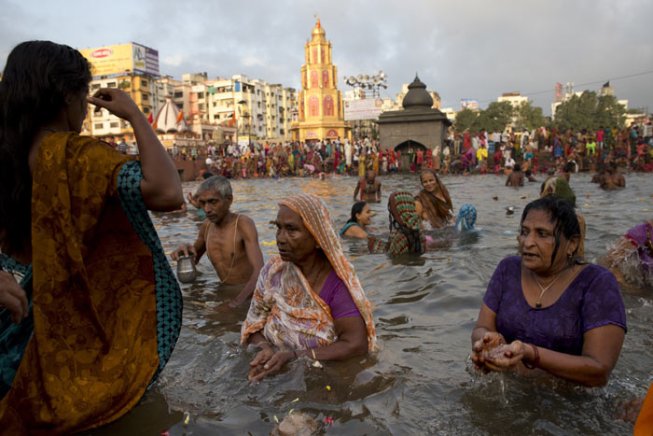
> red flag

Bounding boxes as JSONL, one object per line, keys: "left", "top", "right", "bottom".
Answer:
{"left": 176, "top": 110, "right": 184, "bottom": 123}
{"left": 147, "top": 112, "right": 153, "bottom": 124}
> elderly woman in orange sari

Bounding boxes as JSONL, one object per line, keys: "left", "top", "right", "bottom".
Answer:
{"left": 414, "top": 169, "right": 454, "bottom": 229}
{"left": 0, "top": 41, "right": 183, "bottom": 433}
{"left": 241, "top": 194, "right": 376, "bottom": 382}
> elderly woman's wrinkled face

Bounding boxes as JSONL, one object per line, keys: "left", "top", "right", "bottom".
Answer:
{"left": 275, "top": 205, "right": 318, "bottom": 264}
{"left": 420, "top": 171, "right": 438, "bottom": 193}
{"left": 518, "top": 209, "right": 576, "bottom": 274}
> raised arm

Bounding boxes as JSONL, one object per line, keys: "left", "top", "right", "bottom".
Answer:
{"left": 231, "top": 216, "right": 264, "bottom": 307}
{"left": 88, "top": 88, "right": 183, "bottom": 211}
{"left": 353, "top": 181, "right": 361, "bottom": 201}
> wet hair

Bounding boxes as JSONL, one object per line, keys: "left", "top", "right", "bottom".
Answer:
{"left": 520, "top": 196, "right": 581, "bottom": 267}
{"left": 513, "top": 163, "right": 521, "bottom": 172}
{"left": 196, "top": 175, "right": 232, "bottom": 198}
{"left": 0, "top": 41, "right": 92, "bottom": 254}
{"left": 563, "top": 161, "right": 575, "bottom": 173}
{"left": 348, "top": 201, "right": 367, "bottom": 224}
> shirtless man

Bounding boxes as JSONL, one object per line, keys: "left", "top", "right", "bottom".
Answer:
{"left": 172, "top": 176, "right": 264, "bottom": 308}
{"left": 505, "top": 163, "right": 525, "bottom": 187}
{"left": 600, "top": 163, "right": 626, "bottom": 190}
{"left": 353, "top": 170, "right": 381, "bottom": 203}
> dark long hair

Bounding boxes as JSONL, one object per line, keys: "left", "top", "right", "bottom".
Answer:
{"left": 347, "top": 201, "right": 367, "bottom": 224}
{"left": 520, "top": 196, "right": 581, "bottom": 267}
{"left": 0, "top": 41, "right": 91, "bottom": 254}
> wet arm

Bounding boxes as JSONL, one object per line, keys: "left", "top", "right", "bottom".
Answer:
{"left": 524, "top": 325, "right": 625, "bottom": 387}
{"left": 233, "top": 218, "right": 264, "bottom": 306}
{"left": 353, "top": 182, "right": 360, "bottom": 200}
{"left": 192, "top": 221, "right": 208, "bottom": 264}
{"left": 297, "top": 316, "right": 368, "bottom": 361}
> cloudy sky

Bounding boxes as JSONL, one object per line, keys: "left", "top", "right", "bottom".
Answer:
{"left": 2, "top": 0, "right": 652, "bottom": 114}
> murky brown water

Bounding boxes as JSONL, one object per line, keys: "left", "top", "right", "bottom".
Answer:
{"left": 90, "top": 172, "right": 652, "bottom": 435}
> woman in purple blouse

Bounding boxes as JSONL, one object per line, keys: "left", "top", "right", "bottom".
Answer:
{"left": 471, "top": 197, "right": 626, "bottom": 387}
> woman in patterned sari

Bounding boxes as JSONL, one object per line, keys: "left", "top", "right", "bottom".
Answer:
{"left": 0, "top": 41, "right": 183, "bottom": 433}
{"left": 368, "top": 191, "right": 427, "bottom": 257}
{"left": 241, "top": 194, "right": 376, "bottom": 382}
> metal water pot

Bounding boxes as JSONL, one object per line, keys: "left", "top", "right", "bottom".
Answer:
{"left": 176, "top": 255, "right": 197, "bottom": 283}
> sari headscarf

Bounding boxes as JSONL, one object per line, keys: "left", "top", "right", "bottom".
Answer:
{"left": 455, "top": 203, "right": 477, "bottom": 231}
{"left": 368, "top": 192, "right": 426, "bottom": 256}
{"left": 415, "top": 169, "right": 454, "bottom": 228}
{"left": 241, "top": 193, "right": 377, "bottom": 352}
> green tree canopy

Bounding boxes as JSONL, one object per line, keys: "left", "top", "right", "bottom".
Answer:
{"left": 476, "top": 101, "right": 514, "bottom": 132}
{"left": 553, "top": 91, "right": 625, "bottom": 131}
{"left": 454, "top": 108, "right": 479, "bottom": 132}
{"left": 514, "top": 101, "right": 546, "bottom": 131}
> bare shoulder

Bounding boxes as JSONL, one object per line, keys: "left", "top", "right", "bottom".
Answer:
{"left": 236, "top": 214, "right": 260, "bottom": 236}
{"left": 197, "top": 220, "right": 210, "bottom": 237}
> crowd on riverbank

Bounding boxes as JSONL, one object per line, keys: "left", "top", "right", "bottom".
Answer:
{"left": 162, "top": 124, "right": 653, "bottom": 180}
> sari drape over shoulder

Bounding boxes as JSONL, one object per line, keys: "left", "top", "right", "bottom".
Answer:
{"left": 241, "top": 194, "right": 376, "bottom": 352}
{"left": 0, "top": 132, "right": 182, "bottom": 433}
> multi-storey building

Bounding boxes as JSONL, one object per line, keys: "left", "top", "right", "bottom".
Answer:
{"left": 80, "top": 43, "right": 160, "bottom": 140}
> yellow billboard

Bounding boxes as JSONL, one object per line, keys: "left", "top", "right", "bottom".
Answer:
{"left": 80, "top": 43, "right": 159, "bottom": 77}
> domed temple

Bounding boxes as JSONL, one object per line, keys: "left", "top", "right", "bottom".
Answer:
{"left": 291, "top": 18, "right": 348, "bottom": 143}
{"left": 377, "top": 74, "right": 450, "bottom": 154}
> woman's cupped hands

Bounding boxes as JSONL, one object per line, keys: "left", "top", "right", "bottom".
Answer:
{"left": 472, "top": 331, "right": 528, "bottom": 372}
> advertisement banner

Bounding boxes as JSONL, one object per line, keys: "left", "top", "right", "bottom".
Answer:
{"left": 344, "top": 98, "right": 383, "bottom": 121}
{"left": 80, "top": 42, "right": 159, "bottom": 77}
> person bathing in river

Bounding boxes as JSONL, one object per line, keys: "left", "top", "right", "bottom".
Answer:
{"left": 353, "top": 170, "right": 382, "bottom": 203}
{"left": 471, "top": 197, "right": 626, "bottom": 387}
{"left": 505, "top": 163, "right": 525, "bottom": 187}
{"left": 0, "top": 41, "right": 184, "bottom": 432}
{"left": 172, "top": 176, "right": 264, "bottom": 309}
{"left": 414, "top": 169, "right": 454, "bottom": 229}
{"left": 241, "top": 194, "right": 376, "bottom": 382}
{"left": 340, "top": 201, "right": 373, "bottom": 239}
{"left": 369, "top": 192, "right": 427, "bottom": 256}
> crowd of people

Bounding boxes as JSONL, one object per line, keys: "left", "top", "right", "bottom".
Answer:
{"left": 1, "top": 40, "right": 652, "bottom": 433}
{"left": 149, "top": 120, "right": 653, "bottom": 185}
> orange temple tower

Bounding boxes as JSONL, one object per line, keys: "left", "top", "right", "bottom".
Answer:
{"left": 292, "top": 18, "right": 348, "bottom": 142}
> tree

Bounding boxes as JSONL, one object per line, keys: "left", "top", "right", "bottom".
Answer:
{"left": 455, "top": 108, "right": 479, "bottom": 133}
{"left": 476, "top": 101, "right": 513, "bottom": 132}
{"left": 553, "top": 91, "right": 625, "bottom": 131}
{"left": 514, "top": 101, "right": 546, "bottom": 131}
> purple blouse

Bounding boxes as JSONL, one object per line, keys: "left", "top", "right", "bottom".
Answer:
{"left": 483, "top": 256, "right": 627, "bottom": 355}
{"left": 319, "top": 270, "right": 361, "bottom": 319}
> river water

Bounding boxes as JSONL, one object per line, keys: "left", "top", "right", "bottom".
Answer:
{"left": 92, "top": 172, "right": 652, "bottom": 435}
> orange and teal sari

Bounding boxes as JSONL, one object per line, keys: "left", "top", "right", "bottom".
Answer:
{"left": 0, "top": 132, "right": 182, "bottom": 433}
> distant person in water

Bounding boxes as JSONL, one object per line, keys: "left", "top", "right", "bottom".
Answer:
{"left": 340, "top": 201, "right": 373, "bottom": 239}
{"left": 505, "top": 163, "right": 525, "bottom": 187}
{"left": 171, "top": 176, "right": 264, "bottom": 309}
{"left": 353, "top": 170, "right": 381, "bottom": 203}
{"left": 602, "top": 219, "right": 653, "bottom": 289}
{"left": 600, "top": 163, "right": 626, "bottom": 190}
{"left": 415, "top": 169, "right": 454, "bottom": 229}
{"left": 369, "top": 191, "right": 426, "bottom": 256}
{"left": 455, "top": 204, "right": 478, "bottom": 232}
